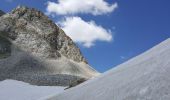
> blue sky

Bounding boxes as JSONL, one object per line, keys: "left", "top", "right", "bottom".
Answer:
{"left": 0, "top": 0, "right": 170, "bottom": 72}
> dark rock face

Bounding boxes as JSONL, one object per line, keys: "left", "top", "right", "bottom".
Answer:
{"left": 65, "top": 78, "right": 87, "bottom": 89}
{"left": 0, "top": 6, "right": 99, "bottom": 86}
{"left": 0, "top": 10, "right": 5, "bottom": 16}
{"left": 13, "top": 74, "right": 86, "bottom": 86}
{"left": 0, "top": 35, "right": 11, "bottom": 59}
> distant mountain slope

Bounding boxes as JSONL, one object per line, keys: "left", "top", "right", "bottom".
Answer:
{"left": 0, "top": 6, "right": 99, "bottom": 86}
{"left": 47, "top": 38, "right": 170, "bottom": 100}
{"left": 0, "top": 10, "right": 5, "bottom": 16}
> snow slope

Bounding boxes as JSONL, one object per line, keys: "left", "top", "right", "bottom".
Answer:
{"left": 46, "top": 38, "right": 170, "bottom": 100}
{"left": 0, "top": 80, "right": 65, "bottom": 100}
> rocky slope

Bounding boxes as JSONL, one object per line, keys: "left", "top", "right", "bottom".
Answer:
{"left": 46, "top": 38, "right": 170, "bottom": 100}
{"left": 0, "top": 6, "right": 99, "bottom": 86}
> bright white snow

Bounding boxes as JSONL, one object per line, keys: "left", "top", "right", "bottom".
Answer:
{"left": 46, "top": 38, "right": 170, "bottom": 100}
{"left": 0, "top": 80, "right": 65, "bottom": 100}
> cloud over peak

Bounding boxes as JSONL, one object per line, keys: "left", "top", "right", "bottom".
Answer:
{"left": 58, "top": 17, "right": 113, "bottom": 48}
{"left": 45, "top": 0, "right": 117, "bottom": 48}
{"left": 46, "top": 0, "right": 118, "bottom": 15}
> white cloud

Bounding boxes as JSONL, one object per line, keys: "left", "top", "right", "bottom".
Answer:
{"left": 46, "top": 0, "right": 118, "bottom": 15}
{"left": 58, "top": 17, "right": 113, "bottom": 48}
{"left": 120, "top": 56, "right": 126, "bottom": 60}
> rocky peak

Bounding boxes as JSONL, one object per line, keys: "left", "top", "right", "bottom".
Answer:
{"left": 0, "top": 6, "right": 87, "bottom": 63}
{"left": 0, "top": 6, "right": 99, "bottom": 85}
{"left": 0, "top": 10, "right": 5, "bottom": 16}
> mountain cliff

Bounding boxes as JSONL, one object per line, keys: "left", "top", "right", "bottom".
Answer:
{"left": 0, "top": 6, "right": 99, "bottom": 86}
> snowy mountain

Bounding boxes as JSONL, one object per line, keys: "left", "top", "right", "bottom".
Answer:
{"left": 46, "top": 38, "right": 170, "bottom": 100}
{"left": 0, "top": 6, "right": 99, "bottom": 86}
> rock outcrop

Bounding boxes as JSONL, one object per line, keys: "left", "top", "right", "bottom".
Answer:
{"left": 0, "top": 6, "right": 99, "bottom": 86}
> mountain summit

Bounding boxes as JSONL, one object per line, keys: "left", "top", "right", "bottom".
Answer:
{"left": 0, "top": 6, "right": 99, "bottom": 86}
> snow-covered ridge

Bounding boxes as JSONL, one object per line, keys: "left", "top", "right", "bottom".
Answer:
{"left": 46, "top": 38, "right": 170, "bottom": 100}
